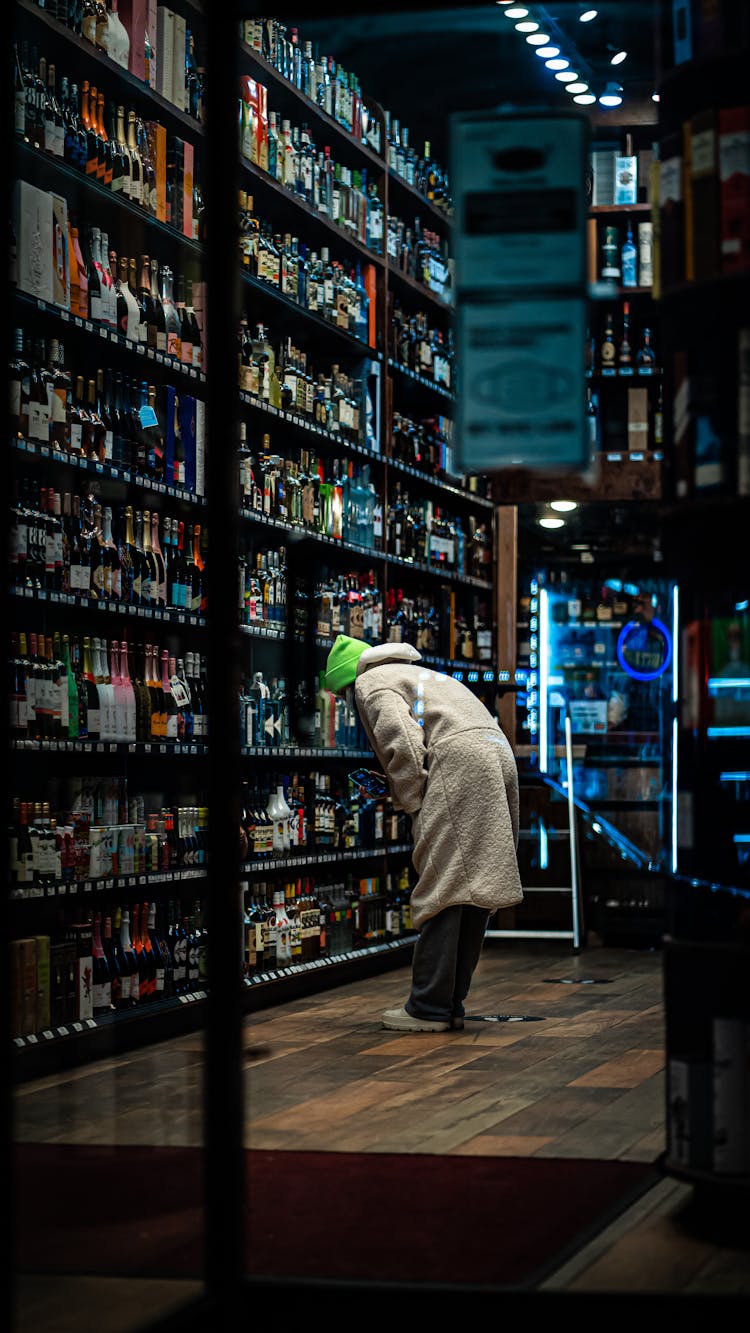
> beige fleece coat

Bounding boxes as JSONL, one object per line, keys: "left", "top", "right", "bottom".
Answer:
{"left": 354, "top": 642, "right": 523, "bottom": 929}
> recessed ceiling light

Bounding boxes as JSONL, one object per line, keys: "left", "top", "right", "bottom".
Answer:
{"left": 555, "top": 70, "right": 579, "bottom": 82}
{"left": 651, "top": 91, "right": 660, "bottom": 101}
{"left": 566, "top": 81, "right": 589, "bottom": 93}
{"left": 526, "top": 32, "right": 550, "bottom": 44}
{"left": 550, "top": 500, "right": 578, "bottom": 512}
{"left": 579, "top": 8, "right": 598, "bottom": 19}
{"left": 515, "top": 20, "right": 539, "bottom": 31}
{"left": 504, "top": 6, "right": 529, "bottom": 16}
{"left": 545, "top": 57, "right": 570, "bottom": 70}
{"left": 599, "top": 82, "right": 623, "bottom": 106}
{"left": 573, "top": 92, "right": 597, "bottom": 104}
{"left": 535, "top": 45, "right": 560, "bottom": 58}
{"left": 539, "top": 517, "right": 566, "bottom": 529}
{"left": 611, "top": 50, "right": 628, "bottom": 65}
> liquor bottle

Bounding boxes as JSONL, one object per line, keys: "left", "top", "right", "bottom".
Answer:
{"left": 621, "top": 222, "right": 637, "bottom": 288}
{"left": 92, "top": 911, "right": 112, "bottom": 1014}
{"left": 118, "top": 906, "right": 140, "bottom": 1004}
{"left": 150, "top": 512, "right": 167, "bottom": 605}
{"left": 103, "top": 914, "right": 123, "bottom": 1008}
{"left": 146, "top": 902, "right": 166, "bottom": 997}
{"left": 161, "top": 267, "right": 182, "bottom": 359}
{"left": 636, "top": 327, "right": 657, "bottom": 369}
{"left": 600, "top": 313, "right": 616, "bottom": 370}
{"left": 601, "top": 224, "right": 620, "bottom": 281}
{"left": 618, "top": 302, "right": 632, "bottom": 368}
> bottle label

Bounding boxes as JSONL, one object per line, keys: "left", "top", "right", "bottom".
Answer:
{"left": 130, "top": 972, "right": 139, "bottom": 1002}
{"left": 87, "top": 706, "right": 101, "bottom": 735}
{"left": 90, "top": 295, "right": 103, "bottom": 322}
{"left": 167, "top": 333, "right": 182, "bottom": 359}
{"left": 155, "top": 967, "right": 165, "bottom": 992}
{"left": 93, "top": 981, "right": 111, "bottom": 1010}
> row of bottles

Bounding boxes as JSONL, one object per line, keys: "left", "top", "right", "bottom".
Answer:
{"left": 9, "top": 787, "right": 207, "bottom": 887}
{"left": 587, "top": 303, "right": 658, "bottom": 374}
{"left": 237, "top": 322, "right": 371, "bottom": 445}
{"left": 387, "top": 215, "right": 452, "bottom": 301}
{"left": 385, "top": 587, "right": 493, "bottom": 664}
{"left": 15, "top": 46, "right": 204, "bottom": 237}
{"left": 11, "top": 481, "right": 207, "bottom": 610}
{"left": 238, "top": 440, "right": 382, "bottom": 548}
{"left": 239, "top": 552, "right": 383, "bottom": 642}
{"left": 46, "top": 1, "right": 206, "bottom": 118}
{"left": 387, "top": 483, "right": 492, "bottom": 576}
{"left": 11, "top": 335, "right": 205, "bottom": 487}
{"left": 242, "top": 865, "right": 415, "bottom": 976}
{"left": 240, "top": 771, "right": 408, "bottom": 859}
{"left": 391, "top": 301, "right": 453, "bottom": 388}
{"left": 238, "top": 666, "right": 369, "bottom": 752}
{"left": 10, "top": 897, "right": 209, "bottom": 1037}
{"left": 385, "top": 115, "right": 452, "bottom": 214}
{"left": 239, "top": 195, "right": 371, "bottom": 342}
{"left": 242, "top": 18, "right": 376, "bottom": 148}
{"left": 9, "top": 630, "right": 208, "bottom": 744}
{"left": 238, "top": 89, "right": 384, "bottom": 254}
{"left": 597, "top": 219, "right": 653, "bottom": 288}
{"left": 390, "top": 411, "right": 457, "bottom": 478}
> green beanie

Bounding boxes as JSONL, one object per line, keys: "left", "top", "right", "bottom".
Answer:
{"left": 325, "top": 634, "right": 369, "bottom": 694}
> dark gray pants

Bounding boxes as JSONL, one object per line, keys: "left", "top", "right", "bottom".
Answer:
{"left": 405, "top": 905, "right": 490, "bottom": 1023}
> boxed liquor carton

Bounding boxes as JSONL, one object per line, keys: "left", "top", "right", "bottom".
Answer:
{"left": 739, "top": 327, "right": 750, "bottom": 496}
{"left": 682, "top": 120, "right": 695, "bottom": 281}
{"left": 195, "top": 397, "right": 206, "bottom": 496}
{"left": 690, "top": 108, "right": 720, "bottom": 282}
{"left": 49, "top": 942, "right": 74, "bottom": 1026}
{"left": 51, "top": 193, "right": 70, "bottom": 309}
{"left": 614, "top": 153, "right": 638, "bottom": 206}
{"left": 719, "top": 105, "right": 750, "bottom": 274}
{"left": 591, "top": 144, "right": 617, "bottom": 205}
{"left": 65, "top": 923, "right": 93, "bottom": 1021}
{"left": 637, "top": 222, "right": 653, "bottom": 287}
{"left": 156, "top": 6, "right": 175, "bottom": 104}
{"left": 179, "top": 393, "right": 198, "bottom": 492}
{"left": 147, "top": 0, "right": 158, "bottom": 89}
{"left": 32, "top": 935, "right": 51, "bottom": 1032}
{"left": 119, "top": 0, "right": 147, "bottom": 80}
{"left": 14, "top": 180, "right": 54, "bottom": 303}
{"left": 10, "top": 938, "right": 38, "bottom": 1038}
{"left": 658, "top": 132, "right": 685, "bottom": 290}
{"left": 172, "top": 11, "right": 187, "bottom": 112}
{"left": 168, "top": 135, "right": 184, "bottom": 233}
{"left": 672, "top": 349, "right": 693, "bottom": 499}
{"left": 258, "top": 83, "right": 269, "bottom": 174}
{"left": 153, "top": 122, "right": 167, "bottom": 222}
{"left": 183, "top": 140, "right": 194, "bottom": 239}
{"left": 627, "top": 387, "right": 649, "bottom": 451}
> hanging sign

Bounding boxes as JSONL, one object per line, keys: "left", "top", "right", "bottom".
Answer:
{"left": 451, "top": 107, "right": 590, "bottom": 473}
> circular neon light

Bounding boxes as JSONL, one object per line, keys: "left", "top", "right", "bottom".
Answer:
{"left": 616, "top": 618, "right": 673, "bottom": 681}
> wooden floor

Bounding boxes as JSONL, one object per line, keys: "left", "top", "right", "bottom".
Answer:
{"left": 12, "top": 942, "right": 750, "bottom": 1329}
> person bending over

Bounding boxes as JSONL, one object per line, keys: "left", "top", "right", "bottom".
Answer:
{"left": 325, "top": 635, "right": 523, "bottom": 1032}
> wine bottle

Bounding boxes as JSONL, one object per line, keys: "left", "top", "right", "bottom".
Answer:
{"left": 92, "top": 911, "right": 112, "bottom": 1014}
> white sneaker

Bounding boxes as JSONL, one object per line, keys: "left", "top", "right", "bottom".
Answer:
{"left": 381, "top": 1006, "right": 450, "bottom": 1032}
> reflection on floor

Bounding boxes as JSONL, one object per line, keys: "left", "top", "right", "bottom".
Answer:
{"left": 12, "top": 942, "right": 750, "bottom": 1330}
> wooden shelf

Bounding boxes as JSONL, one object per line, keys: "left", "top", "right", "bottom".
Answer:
{"left": 589, "top": 204, "right": 652, "bottom": 215}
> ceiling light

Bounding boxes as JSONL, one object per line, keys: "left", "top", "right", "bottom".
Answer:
{"left": 549, "top": 500, "right": 578, "bottom": 512}
{"left": 599, "top": 82, "right": 623, "bottom": 106}
{"left": 535, "top": 45, "right": 560, "bottom": 58}
{"left": 527, "top": 32, "right": 551, "bottom": 44}
{"left": 504, "top": 6, "right": 529, "bottom": 16}
{"left": 610, "top": 50, "right": 628, "bottom": 65}
{"left": 579, "top": 7, "right": 598, "bottom": 19}
{"left": 573, "top": 93, "right": 596, "bottom": 103}
{"left": 515, "top": 20, "right": 539, "bottom": 31}
{"left": 545, "top": 57, "right": 570, "bottom": 70}
{"left": 539, "top": 517, "right": 565, "bottom": 529}
{"left": 566, "top": 81, "right": 589, "bottom": 93}
{"left": 555, "top": 70, "right": 579, "bottom": 82}
{"left": 651, "top": 91, "right": 660, "bottom": 101}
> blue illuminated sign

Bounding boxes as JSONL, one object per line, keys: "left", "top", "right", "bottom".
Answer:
{"left": 616, "top": 618, "right": 673, "bottom": 682}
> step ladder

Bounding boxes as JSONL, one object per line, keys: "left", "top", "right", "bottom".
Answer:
{"left": 485, "top": 716, "right": 584, "bottom": 951}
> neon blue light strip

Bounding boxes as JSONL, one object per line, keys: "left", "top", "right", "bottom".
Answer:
{"left": 708, "top": 678, "right": 750, "bottom": 691}
{"left": 720, "top": 772, "right": 750, "bottom": 782}
{"left": 733, "top": 834, "right": 750, "bottom": 844}
{"left": 539, "top": 586, "right": 549, "bottom": 773}
{"left": 539, "top": 818, "right": 549, "bottom": 870}
{"left": 707, "top": 726, "right": 750, "bottom": 738}
{"left": 672, "top": 585, "right": 679, "bottom": 873}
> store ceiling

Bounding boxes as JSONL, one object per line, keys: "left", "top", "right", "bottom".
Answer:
{"left": 281, "top": 1, "right": 659, "bottom": 160}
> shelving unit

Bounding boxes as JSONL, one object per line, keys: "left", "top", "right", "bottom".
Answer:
{"left": 9, "top": 2, "right": 498, "bottom": 1072}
